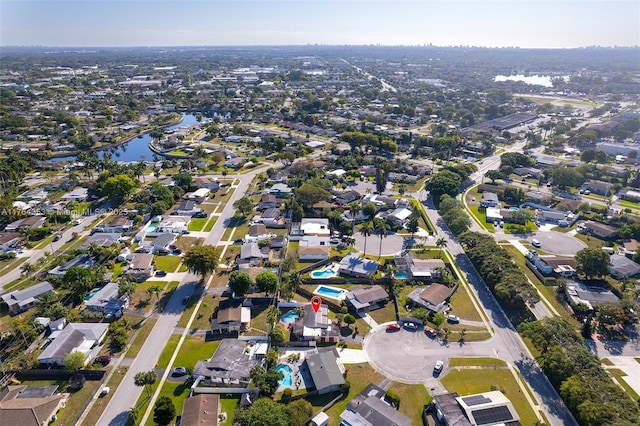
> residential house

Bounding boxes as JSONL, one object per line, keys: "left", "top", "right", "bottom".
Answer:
{"left": 609, "top": 254, "right": 640, "bottom": 279}
{"left": 387, "top": 172, "right": 419, "bottom": 184}
{"left": 292, "top": 303, "right": 339, "bottom": 343}
{"left": 237, "top": 242, "right": 269, "bottom": 269}
{"left": 152, "top": 233, "right": 178, "bottom": 253}
{"left": 224, "top": 157, "right": 247, "bottom": 169}
{"left": 456, "top": 391, "right": 520, "bottom": 426}
{"left": 257, "top": 194, "right": 280, "bottom": 210}
{"left": 48, "top": 254, "right": 94, "bottom": 277}
{"left": 480, "top": 192, "right": 500, "bottom": 208}
{"left": 126, "top": 253, "right": 154, "bottom": 282}
{"left": 0, "top": 232, "right": 21, "bottom": 253}
{"left": 0, "top": 385, "right": 66, "bottom": 426}
{"left": 298, "top": 245, "right": 330, "bottom": 261}
{"left": 565, "top": 282, "right": 620, "bottom": 311}
{"left": 1, "top": 281, "right": 54, "bottom": 315}
{"left": 338, "top": 254, "right": 380, "bottom": 278}
{"left": 269, "top": 183, "right": 293, "bottom": 197}
{"left": 408, "top": 284, "right": 453, "bottom": 313}
{"left": 82, "top": 232, "right": 122, "bottom": 248}
{"left": 181, "top": 394, "right": 220, "bottom": 426}
{"left": 620, "top": 239, "right": 639, "bottom": 258}
{"left": 5, "top": 216, "right": 46, "bottom": 232}
{"left": 577, "top": 221, "right": 618, "bottom": 240}
{"left": 60, "top": 187, "right": 88, "bottom": 202}
{"left": 340, "top": 383, "right": 412, "bottom": 426}
{"left": 535, "top": 209, "right": 578, "bottom": 227}
{"left": 526, "top": 252, "right": 577, "bottom": 277}
{"left": 193, "top": 339, "right": 258, "bottom": 387}
{"left": 253, "top": 208, "right": 286, "bottom": 228}
{"left": 102, "top": 216, "right": 133, "bottom": 233}
{"left": 175, "top": 200, "right": 201, "bottom": 216}
{"left": 395, "top": 255, "right": 445, "bottom": 281}
{"left": 345, "top": 285, "right": 389, "bottom": 313}
{"left": 185, "top": 188, "right": 210, "bottom": 202}
{"left": 305, "top": 349, "right": 345, "bottom": 394}
{"left": 38, "top": 322, "right": 109, "bottom": 366}
{"left": 17, "top": 188, "right": 49, "bottom": 202}
{"left": 619, "top": 190, "right": 640, "bottom": 202}
{"left": 432, "top": 392, "right": 472, "bottom": 426}
{"left": 193, "top": 177, "right": 220, "bottom": 191}
{"left": 271, "top": 235, "right": 287, "bottom": 249}
{"left": 581, "top": 181, "right": 612, "bottom": 196}
{"left": 84, "top": 282, "right": 129, "bottom": 319}
{"left": 210, "top": 298, "right": 251, "bottom": 333}
{"left": 40, "top": 178, "right": 72, "bottom": 191}
{"left": 156, "top": 216, "right": 190, "bottom": 234}
{"left": 299, "top": 218, "right": 331, "bottom": 245}
{"left": 386, "top": 205, "right": 413, "bottom": 226}
{"left": 247, "top": 223, "right": 267, "bottom": 239}
{"left": 334, "top": 190, "right": 361, "bottom": 205}
{"left": 513, "top": 167, "right": 542, "bottom": 178}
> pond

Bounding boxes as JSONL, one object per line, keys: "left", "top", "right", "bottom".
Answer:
{"left": 494, "top": 74, "right": 569, "bottom": 88}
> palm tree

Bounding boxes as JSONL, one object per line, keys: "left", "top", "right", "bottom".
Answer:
{"left": 359, "top": 221, "right": 373, "bottom": 255}
{"left": 436, "top": 237, "right": 448, "bottom": 258}
{"left": 20, "top": 262, "right": 33, "bottom": 276}
{"left": 375, "top": 220, "right": 389, "bottom": 259}
{"left": 348, "top": 202, "right": 361, "bottom": 233}
{"left": 344, "top": 236, "right": 356, "bottom": 251}
{"left": 288, "top": 271, "right": 302, "bottom": 292}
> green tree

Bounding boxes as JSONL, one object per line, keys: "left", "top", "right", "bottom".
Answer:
{"left": 62, "top": 267, "right": 97, "bottom": 305}
{"left": 233, "top": 196, "right": 254, "bottom": 217}
{"left": 255, "top": 270, "right": 278, "bottom": 296}
{"left": 432, "top": 312, "right": 446, "bottom": 329}
{"left": 269, "top": 325, "right": 286, "bottom": 345}
{"left": 234, "top": 398, "right": 289, "bottom": 426}
{"left": 359, "top": 221, "right": 373, "bottom": 255}
{"left": 344, "top": 314, "right": 356, "bottom": 328}
{"left": 102, "top": 174, "right": 136, "bottom": 202}
{"left": 134, "top": 370, "right": 157, "bottom": 397}
{"left": 228, "top": 270, "right": 253, "bottom": 296}
{"left": 295, "top": 183, "right": 332, "bottom": 209}
{"left": 362, "top": 202, "right": 376, "bottom": 218}
{"left": 575, "top": 248, "right": 610, "bottom": 279}
{"left": 374, "top": 219, "right": 388, "bottom": 258}
{"left": 63, "top": 351, "right": 86, "bottom": 371}
{"left": 287, "top": 399, "right": 314, "bottom": 426}
{"left": 436, "top": 237, "right": 447, "bottom": 258}
{"left": 183, "top": 245, "right": 219, "bottom": 282}
{"left": 153, "top": 396, "right": 176, "bottom": 426}
{"left": 549, "top": 166, "right": 584, "bottom": 189}
{"left": 425, "top": 170, "right": 462, "bottom": 206}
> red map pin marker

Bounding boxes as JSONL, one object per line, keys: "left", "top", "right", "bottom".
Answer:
{"left": 311, "top": 296, "right": 321, "bottom": 313}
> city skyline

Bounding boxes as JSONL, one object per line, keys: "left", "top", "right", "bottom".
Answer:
{"left": 1, "top": 0, "right": 639, "bottom": 49}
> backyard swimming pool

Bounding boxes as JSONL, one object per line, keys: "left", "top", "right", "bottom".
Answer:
{"left": 145, "top": 223, "right": 158, "bottom": 233}
{"left": 310, "top": 264, "right": 339, "bottom": 279}
{"left": 276, "top": 364, "right": 293, "bottom": 387}
{"left": 395, "top": 271, "right": 410, "bottom": 280}
{"left": 314, "top": 285, "right": 346, "bottom": 300}
{"left": 280, "top": 310, "right": 299, "bottom": 323}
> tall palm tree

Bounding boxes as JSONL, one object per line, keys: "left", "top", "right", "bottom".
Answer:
{"left": 436, "top": 237, "right": 448, "bottom": 258}
{"left": 348, "top": 202, "right": 361, "bottom": 233}
{"left": 375, "top": 220, "right": 389, "bottom": 259}
{"left": 359, "top": 221, "right": 373, "bottom": 255}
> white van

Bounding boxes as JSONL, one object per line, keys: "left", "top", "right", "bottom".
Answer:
{"left": 531, "top": 239, "right": 541, "bottom": 248}
{"left": 602, "top": 247, "right": 614, "bottom": 255}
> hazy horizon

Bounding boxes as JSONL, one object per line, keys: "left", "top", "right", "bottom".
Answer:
{"left": 1, "top": 0, "right": 639, "bottom": 49}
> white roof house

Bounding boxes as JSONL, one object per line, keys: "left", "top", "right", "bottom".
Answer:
{"left": 38, "top": 323, "right": 109, "bottom": 366}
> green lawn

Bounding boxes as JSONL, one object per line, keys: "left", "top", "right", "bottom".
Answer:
{"left": 154, "top": 255, "right": 182, "bottom": 273}
{"left": 441, "top": 368, "right": 539, "bottom": 426}
{"left": 448, "top": 357, "right": 506, "bottom": 367}
{"left": 368, "top": 303, "right": 397, "bottom": 324}
{"left": 468, "top": 204, "right": 495, "bottom": 232}
{"left": 188, "top": 218, "right": 207, "bottom": 231}
{"left": 157, "top": 335, "right": 181, "bottom": 369}
{"left": 219, "top": 396, "right": 241, "bottom": 425}
{"left": 448, "top": 280, "right": 484, "bottom": 323}
{"left": 310, "top": 363, "right": 385, "bottom": 426}
{"left": 574, "top": 233, "right": 605, "bottom": 249}
{"left": 143, "top": 382, "right": 191, "bottom": 426}
{"left": 618, "top": 199, "right": 640, "bottom": 210}
{"left": 388, "top": 382, "right": 432, "bottom": 424}
{"left": 83, "top": 367, "right": 129, "bottom": 426}
{"left": 177, "top": 294, "right": 218, "bottom": 330}
{"left": 125, "top": 318, "right": 158, "bottom": 358}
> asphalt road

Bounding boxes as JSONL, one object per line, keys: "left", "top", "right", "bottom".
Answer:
{"left": 95, "top": 165, "right": 270, "bottom": 426}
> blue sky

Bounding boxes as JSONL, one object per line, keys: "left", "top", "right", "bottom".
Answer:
{"left": 1, "top": 0, "right": 638, "bottom": 48}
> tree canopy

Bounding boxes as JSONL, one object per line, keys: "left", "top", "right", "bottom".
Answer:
{"left": 153, "top": 396, "right": 176, "bottom": 426}
{"left": 228, "top": 270, "right": 253, "bottom": 296}
{"left": 233, "top": 196, "right": 254, "bottom": 217}
{"left": 255, "top": 270, "right": 278, "bottom": 295}
{"left": 425, "top": 169, "right": 462, "bottom": 206}
{"left": 63, "top": 351, "right": 86, "bottom": 371}
{"left": 183, "top": 245, "right": 220, "bottom": 281}
{"left": 575, "top": 248, "right": 609, "bottom": 279}
{"left": 234, "top": 398, "right": 289, "bottom": 426}
{"left": 101, "top": 174, "right": 136, "bottom": 202}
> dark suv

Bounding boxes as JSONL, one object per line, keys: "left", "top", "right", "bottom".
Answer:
{"left": 93, "top": 355, "right": 112, "bottom": 366}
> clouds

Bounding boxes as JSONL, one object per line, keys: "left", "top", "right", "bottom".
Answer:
{"left": 1, "top": 0, "right": 638, "bottom": 47}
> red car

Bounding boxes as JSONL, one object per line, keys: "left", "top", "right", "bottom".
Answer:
{"left": 424, "top": 327, "right": 437, "bottom": 338}
{"left": 93, "top": 355, "right": 111, "bottom": 366}
{"left": 386, "top": 323, "right": 401, "bottom": 332}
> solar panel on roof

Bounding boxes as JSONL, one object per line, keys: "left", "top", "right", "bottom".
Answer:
{"left": 472, "top": 406, "right": 514, "bottom": 425}
{"left": 462, "top": 395, "right": 491, "bottom": 406}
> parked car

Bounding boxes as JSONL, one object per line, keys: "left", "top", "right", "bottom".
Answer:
{"left": 93, "top": 355, "right": 112, "bottom": 366}
{"left": 531, "top": 239, "right": 541, "bottom": 248}
{"left": 424, "top": 327, "right": 437, "bottom": 338}
{"left": 446, "top": 314, "right": 460, "bottom": 324}
{"left": 155, "top": 270, "right": 167, "bottom": 277}
{"left": 181, "top": 230, "right": 191, "bottom": 235}
{"left": 173, "top": 366, "right": 187, "bottom": 376}
{"left": 100, "top": 386, "right": 110, "bottom": 397}
{"left": 53, "top": 234, "right": 61, "bottom": 242}
{"left": 233, "top": 239, "right": 244, "bottom": 244}
{"left": 192, "top": 211, "right": 208, "bottom": 218}
{"left": 386, "top": 323, "right": 401, "bottom": 332}
{"left": 403, "top": 322, "right": 419, "bottom": 331}
{"left": 434, "top": 360, "right": 444, "bottom": 373}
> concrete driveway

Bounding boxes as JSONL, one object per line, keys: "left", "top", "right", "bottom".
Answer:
{"left": 495, "top": 230, "right": 586, "bottom": 256}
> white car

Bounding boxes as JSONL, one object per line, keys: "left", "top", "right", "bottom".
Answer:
{"left": 446, "top": 314, "right": 460, "bottom": 324}
{"left": 434, "top": 360, "right": 444, "bottom": 373}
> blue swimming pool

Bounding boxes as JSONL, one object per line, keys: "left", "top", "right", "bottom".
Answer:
{"left": 280, "top": 311, "right": 299, "bottom": 323}
{"left": 310, "top": 264, "right": 338, "bottom": 279}
{"left": 395, "top": 272, "right": 410, "bottom": 280}
{"left": 314, "top": 285, "right": 346, "bottom": 300}
{"left": 509, "top": 207, "right": 520, "bottom": 212}
{"left": 85, "top": 288, "right": 101, "bottom": 301}
{"left": 276, "top": 364, "right": 293, "bottom": 387}
{"left": 145, "top": 224, "right": 158, "bottom": 233}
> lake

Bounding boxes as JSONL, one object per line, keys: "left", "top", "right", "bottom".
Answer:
{"left": 52, "top": 113, "right": 201, "bottom": 163}
{"left": 494, "top": 74, "right": 569, "bottom": 88}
